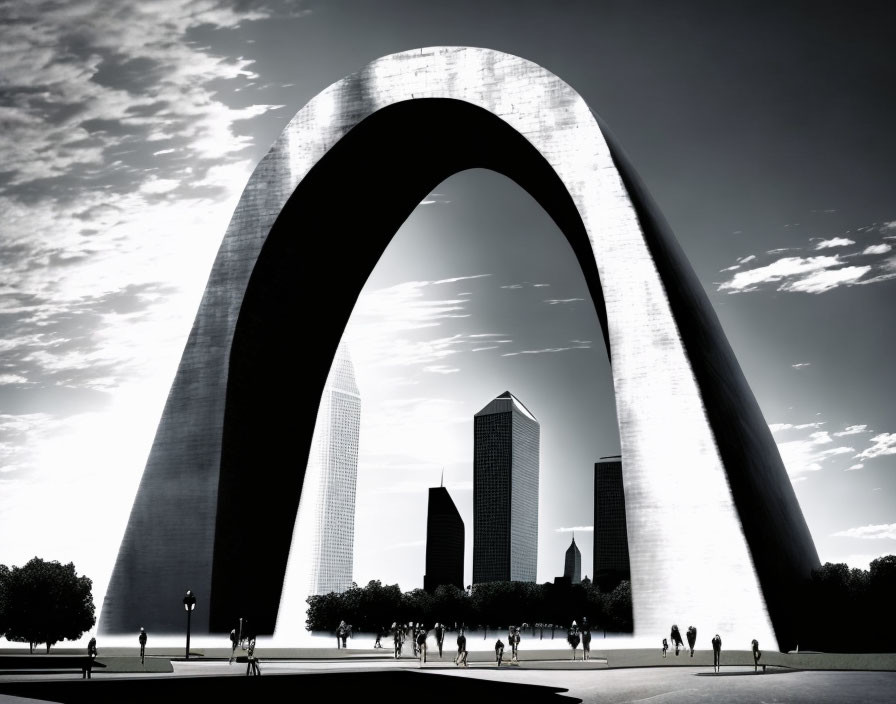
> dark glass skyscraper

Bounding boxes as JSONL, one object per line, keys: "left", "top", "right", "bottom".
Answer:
{"left": 564, "top": 536, "right": 582, "bottom": 584}
{"left": 473, "top": 391, "right": 540, "bottom": 583}
{"left": 423, "top": 486, "right": 465, "bottom": 592}
{"left": 594, "top": 456, "right": 631, "bottom": 591}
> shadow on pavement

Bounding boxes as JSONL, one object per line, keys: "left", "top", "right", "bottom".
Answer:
{"left": 0, "top": 670, "right": 581, "bottom": 703}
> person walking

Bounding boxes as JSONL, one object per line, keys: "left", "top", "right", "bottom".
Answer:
{"left": 246, "top": 637, "right": 261, "bottom": 676}
{"left": 752, "top": 639, "right": 762, "bottom": 672}
{"left": 686, "top": 626, "right": 697, "bottom": 657}
{"left": 567, "top": 621, "right": 581, "bottom": 660}
{"left": 582, "top": 624, "right": 591, "bottom": 661}
{"left": 336, "top": 621, "right": 347, "bottom": 649}
{"left": 670, "top": 624, "right": 684, "bottom": 656}
{"left": 84, "top": 637, "right": 97, "bottom": 679}
{"left": 510, "top": 626, "right": 521, "bottom": 664}
{"left": 455, "top": 628, "right": 468, "bottom": 667}
{"left": 662, "top": 637, "right": 668, "bottom": 658}
{"left": 416, "top": 625, "right": 428, "bottom": 666}
{"left": 138, "top": 627, "right": 147, "bottom": 664}
{"left": 711, "top": 634, "right": 722, "bottom": 673}
{"left": 494, "top": 637, "right": 505, "bottom": 666}
{"left": 434, "top": 622, "right": 445, "bottom": 657}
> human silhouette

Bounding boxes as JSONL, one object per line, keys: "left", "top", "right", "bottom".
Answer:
{"left": 510, "top": 626, "right": 521, "bottom": 663}
{"left": 434, "top": 622, "right": 445, "bottom": 657}
{"left": 455, "top": 628, "right": 468, "bottom": 667}
{"left": 567, "top": 621, "right": 581, "bottom": 660}
{"left": 711, "top": 634, "right": 722, "bottom": 673}
{"left": 752, "top": 638, "right": 762, "bottom": 672}
{"left": 686, "top": 625, "right": 697, "bottom": 657}
{"left": 229, "top": 628, "right": 238, "bottom": 664}
{"left": 582, "top": 625, "right": 591, "bottom": 661}
{"left": 246, "top": 637, "right": 260, "bottom": 676}
{"left": 138, "top": 628, "right": 147, "bottom": 664}
{"left": 416, "top": 625, "right": 428, "bottom": 666}
{"left": 336, "top": 620, "right": 347, "bottom": 649}
{"left": 495, "top": 638, "right": 505, "bottom": 666}
{"left": 662, "top": 637, "right": 668, "bottom": 658}
{"left": 670, "top": 624, "right": 684, "bottom": 656}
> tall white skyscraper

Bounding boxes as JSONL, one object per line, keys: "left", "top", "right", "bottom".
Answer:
{"left": 277, "top": 343, "right": 361, "bottom": 633}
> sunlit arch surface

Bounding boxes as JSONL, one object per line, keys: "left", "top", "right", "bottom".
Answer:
{"left": 101, "top": 47, "right": 819, "bottom": 649}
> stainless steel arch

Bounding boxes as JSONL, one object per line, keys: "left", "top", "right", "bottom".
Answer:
{"left": 101, "top": 46, "right": 818, "bottom": 649}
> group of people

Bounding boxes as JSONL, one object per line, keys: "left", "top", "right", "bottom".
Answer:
{"left": 227, "top": 621, "right": 260, "bottom": 675}
{"left": 565, "top": 620, "right": 593, "bottom": 660}
{"left": 493, "top": 625, "right": 523, "bottom": 666}
{"left": 385, "top": 622, "right": 449, "bottom": 664}
{"left": 662, "top": 625, "right": 763, "bottom": 673}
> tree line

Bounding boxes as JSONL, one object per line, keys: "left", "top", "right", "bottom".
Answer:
{"left": 305, "top": 578, "right": 634, "bottom": 634}
{"left": 0, "top": 557, "right": 96, "bottom": 653}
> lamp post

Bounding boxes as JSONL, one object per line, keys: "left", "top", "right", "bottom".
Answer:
{"left": 183, "top": 589, "right": 197, "bottom": 659}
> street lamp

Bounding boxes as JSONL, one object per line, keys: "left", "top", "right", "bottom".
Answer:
{"left": 183, "top": 589, "right": 197, "bottom": 659}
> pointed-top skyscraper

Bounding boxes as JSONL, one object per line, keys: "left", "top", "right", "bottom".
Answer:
{"left": 473, "top": 391, "right": 540, "bottom": 583}
{"left": 564, "top": 535, "right": 582, "bottom": 584}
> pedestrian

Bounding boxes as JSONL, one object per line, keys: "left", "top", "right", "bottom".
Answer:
{"left": 752, "top": 639, "right": 762, "bottom": 672}
{"left": 336, "top": 620, "right": 347, "bottom": 649}
{"left": 567, "top": 621, "right": 581, "bottom": 661}
{"left": 343, "top": 623, "right": 351, "bottom": 648}
{"left": 711, "top": 634, "right": 722, "bottom": 673}
{"left": 87, "top": 636, "right": 97, "bottom": 658}
{"left": 455, "top": 628, "right": 468, "bottom": 667}
{"left": 84, "top": 637, "right": 96, "bottom": 679}
{"left": 246, "top": 637, "right": 261, "bottom": 676}
{"left": 510, "top": 626, "right": 521, "bottom": 663}
{"left": 434, "top": 622, "right": 445, "bottom": 657}
{"left": 670, "top": 624, "right": 684, "bottom": 656}
{"left": 495, "top": 637, "right": 504, "bottom": 666}
{"left": 416, "top": 625, "right": 428, "bottom": 666}
{"left": 229, "top": 627, "right": 238, "bottom": 664}
{"left": 662, "top": 637, "right": 668, "bottom": 658}
{"left": 582, "top": 624, "right": 591, "bottom": 661}
{"left": 374, "top": 627, "right": 383, "bottom": 649}
{"left": 138, "top": 627, "right": 147, "bottom": 664}
{"left": 686, "top": 626, "right": 697, "bottom": 657}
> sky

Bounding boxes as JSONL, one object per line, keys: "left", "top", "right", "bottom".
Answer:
{"left": 1, "top": 0, "right": 895, "bottom": 628}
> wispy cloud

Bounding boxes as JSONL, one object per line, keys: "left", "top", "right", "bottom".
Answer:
{"left": 544, "top": 298, "right": 585, "bottom": 305}
{"left": 814, "top": 237, "right": 855, "bottom": 249}
{"left": 555, "top": 526, "right": 593, "bottom": 533}
{"left": 834, "top": 425, "right": 869, "bottom": 437}
{"left": 855, "top": 433, "right": 896, "bottom": 460}
{"left": 502, "top": 341, "right": 591, "bottom": 357}
{"left": 862, "top": 244, "right": 892, "bottom": 255}
{"left": 791, "top": 362, "right": 811, "bottom": 369}
{"left": 832, "top": 524, "right": 896, "bottom": 540}
{"left": 772, "top": 421, "right": 863, "bottom": 478}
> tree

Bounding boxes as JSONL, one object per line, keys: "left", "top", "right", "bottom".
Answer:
{"left": 2, "top": 558, "right": 95, "bottom": 653}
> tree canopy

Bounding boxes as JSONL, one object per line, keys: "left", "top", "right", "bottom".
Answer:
{"left": 0, "top": 557, "right": 96, "bottom": 653}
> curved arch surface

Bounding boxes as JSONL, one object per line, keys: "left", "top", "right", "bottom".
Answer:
{"left": 101, "top": 47, "right": 818, "bottom": 649}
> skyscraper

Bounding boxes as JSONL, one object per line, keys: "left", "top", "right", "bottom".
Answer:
{"left": 594, "top": 456, "right": 631, "bottom": 591}
{"left": 564, "top": 536, "right": 582, "bottom": 584}
{"left": 423, "top": 485, "right": 465, "bottom": 592}
{"left": 300, "top": 342, "right": 362, "bottom": 595}
{"left": 473, "top": 391, "right": 540, "bottom": 583}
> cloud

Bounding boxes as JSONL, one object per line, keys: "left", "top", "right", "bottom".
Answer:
{"left": 768, "top": 422, "right": 824, "bottom": 433}
{"left": 834, "top": 425, "right": 869, "bottom": 437}
{"left": 501, "top": 343, "right": 591, "bottom": 357}
{"left": 813, "top": 237, "right": 855, "bottom": 249}
{"left": 778, "top": 265, "right": 871, "bottom": 293}
{"left": 719, "top": 255, "right": 842, "bottom": 293}
{"left": 543, "top": 298, "right": 585, "bottom": 305}
{"left": 862, "top": 244, "right": 892, "bottom": 255}
{"left": 855, "top": 433, "right": 896, "bottom": 460}
{"left": 832, "top": 524, "right": 896, "bottom": 540}
{"left": 846, "top": 464, "right": 864, "bottom": 471}
{"left": 555, "top": 526, "right": 594, "bottom": 533}
{"left": 423, "top": 365, "right": 460, "bottom": 374}
{"left": 774, "top": 424, "right": 863, "bottom": 478}
{"left": 791, "top": 362, "right": 811, "bottom": 369}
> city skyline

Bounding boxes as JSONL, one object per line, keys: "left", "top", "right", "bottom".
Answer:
{"left": 0, "top": 2, "right": 894, "bottom": 624}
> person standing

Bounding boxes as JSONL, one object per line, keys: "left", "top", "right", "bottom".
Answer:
{"left": 752, "top": 639, "right": 762, "bottom": 672}
{"left": 434, "top": 623, "right": 445, "bottom": 657}
{"left": 416, "top": 625, "right": 428, "bottom": 666}
{"left": 246, "top": 637, "right": 261, "bottom": 676}
{"left": 711, "top": 634, "right": 722, "bottom": 673}
{"left": 494, "top": 637, "right": 505, "bottom": 666}
{"left": 582, "top": 625, "right": 591, "bottom": 661}
{"left": 670, "top": 624, "right": 684, "bottom": 656}
{"left": 336, "top": 621, "right": 347, "bottom": 649}
{"left": 455, "top": 628, "right": 468, "bottom": 667}
{"left": 567, "top": 621, "right": 581, "bottom": 661}
{"left": 138, "top": 628, "right": 147, "bottom": 664}
{"left": 662, "top": 637, "right": 668, "bottom": 658}
{"left": 686, "top": 626, "right": 697, "bottom": 657}
{"left": 510, "top": 626, "right": 521, "bottom": 663}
